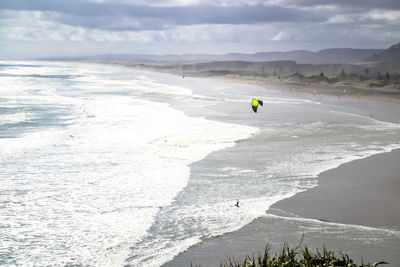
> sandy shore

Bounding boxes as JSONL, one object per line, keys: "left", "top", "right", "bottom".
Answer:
{"left": 270, "top": 149, "right": 400, "bottom": 230}
{"left": 163, "top": 149, "right": 400, "bottom": 267}
{"left": 162, "top": 76, "right": 400, "bottom": 267}
{"left": 210, "top": 75, "right": 400, "bottom": 104}
{"left": 212, "top": 75, "right": 400, "bottom": 124}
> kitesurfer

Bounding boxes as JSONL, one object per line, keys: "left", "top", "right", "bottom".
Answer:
{"left": 252, "top": 98, "right": 263, "bottom": 113}
{"left": 234, "top": 200, "right": 240, "bottom": 207}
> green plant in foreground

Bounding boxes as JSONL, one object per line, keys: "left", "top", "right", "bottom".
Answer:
{"left": 213, "top": 244, "right": 388, "bottom": 267}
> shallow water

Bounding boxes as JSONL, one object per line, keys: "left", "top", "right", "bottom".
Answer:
{"left": 0, "top": 61, "right": 399, "bottom": 266}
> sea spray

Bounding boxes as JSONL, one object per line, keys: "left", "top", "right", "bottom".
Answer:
{"left": 1, "top": 61, "right": 400, "bottom": 266}
{"left": 0, "top": 61, "right": 258, "bottom": 266}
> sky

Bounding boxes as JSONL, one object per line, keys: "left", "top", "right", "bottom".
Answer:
{"left": 1, "top": 0, "right": 400, "bottom": 59}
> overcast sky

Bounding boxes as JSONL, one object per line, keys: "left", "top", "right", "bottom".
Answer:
{"left": 1, "top": 0, "right": 400, "bottom": 59}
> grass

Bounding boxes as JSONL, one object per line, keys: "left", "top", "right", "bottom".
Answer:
{"left": 190, "top": 241, "right": 388, "bottom": 267}
{"left": 216, "top": 244, "right": 388, "bottom": 267}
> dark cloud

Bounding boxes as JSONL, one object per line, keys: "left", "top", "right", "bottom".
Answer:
{"left": 0, "top": 0, "right": 109, "bottom": 17}
{"left": 1, "top": 0, "right": 399, "bottom": 58}
{"left": 1, "top": 0, "right": 326, "bottom": 30}
{"left": 5, "top": 0, "right": 398, "bottom": 33}
{"left": 48, "top": 13, "right": 168, "bottom": 31}
{"left": 283, "top": 0, "right": 400, "bottom": 10}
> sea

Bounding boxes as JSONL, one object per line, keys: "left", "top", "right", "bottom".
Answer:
{"left": 1, "top": 61, "right": 400, "bottom": 266}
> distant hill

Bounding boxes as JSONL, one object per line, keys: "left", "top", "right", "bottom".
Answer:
{"left": 134, "top": 60, "right": 372, "bottom": 77}
{"left": 224, "top": 49, "right": 384, "bottom": 64}
{"left": 366, "top": 42, "right": 400, "bottom": 65}
{"left": 74, "top": 48, "right": 384, "bottom": 65}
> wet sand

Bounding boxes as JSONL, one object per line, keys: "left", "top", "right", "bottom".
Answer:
{"left": 163, "top": 149, "right": 400, "bottom": 267}
{"left": 163, "top": 77, "right": 400, "bottom": 267}
{"left": 270, "top": 149, "right": 400, "bottom": 230}
{"left": 217, "top": 75, "right": 400, "bottom": 104}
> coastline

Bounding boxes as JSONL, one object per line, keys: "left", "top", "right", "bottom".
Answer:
{"left": 269, "top": 148, "right": 400, "bottom": 230}
{"left": 219, "top": 74, "right": 400, "bottom": 230}
{"left": 218, "top": 75, "right": 400, "bottom": 103}
{"left": 162, "top": 75, "right": 400, "bottom": 267}
{"left": 216, "top": 75, "right": 400, "bottom": 123}
{"left": 163, "top": 149, "right": 400, "bottom": 267}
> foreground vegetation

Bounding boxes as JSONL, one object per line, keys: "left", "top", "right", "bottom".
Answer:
{"left": 205, "top": 244, "right": 388, "bottom": 267}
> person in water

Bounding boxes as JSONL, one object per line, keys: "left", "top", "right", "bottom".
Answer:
{"left": 235, "top": 200, "right": 240, "bottom": 207}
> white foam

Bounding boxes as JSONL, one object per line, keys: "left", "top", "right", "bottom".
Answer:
{"left": 0, "top": 61, "right": 258, "bottom": 266}
{"left": 128, "top": 194, "right": 298, "bottom": 267}
{"left": 263, "top": 213, "right": 400, "bottom": 236}
{"left": 0, "top": 112, "right": 30, "bottom": 125}
{"left": 2, "top": 61, "right": 400, "bottom": 267}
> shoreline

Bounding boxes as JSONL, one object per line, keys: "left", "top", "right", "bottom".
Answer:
{"left": 216, "top": 73, "right": 400, "bottom": 229}
{"left": 162, "top": 73, "right": 400, "bottom": 267}
{"left": 163, "top": 148, "right": 400, "bottom": 267}
{"left": 211, "top": 75, "right": 400, "bottom": 121}
{"left": 216, "top": 75, "right": 400, "bottom": 104}
{"left": 85, "top": 61, "right": 400, "bottom": 104}
{"left": 213, "top": 73, "right": 400, "bottom": 229}
{"left": 122, "top": 63, "right": 400, "bottom": 104}
{"left": 269, "top": 148, "right": 400, "bottom": 230}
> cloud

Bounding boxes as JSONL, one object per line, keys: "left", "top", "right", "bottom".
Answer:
{"left": 271, "top": 31, "right": 290, "bottom": 41}
{"left": 2, "top": 0, "right": 397, "bottom": 32}
{"left": 1, "top": 1, "right": 325, "bottom": 29}
{"left": 1, "top": 0, "right": 399, "bottom": 58}
{"left": 270, "top": 0, "right": 400, "bottom": 10}
{"left": 365, "top": 9, "right": 400, "bottom": 22}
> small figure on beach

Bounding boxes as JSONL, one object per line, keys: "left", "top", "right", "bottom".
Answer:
{"left": 234, "top": 200, "right": 240, "bottom": 208}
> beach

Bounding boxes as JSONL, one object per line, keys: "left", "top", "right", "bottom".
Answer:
{"left": 270, "top": 149, "right": 400, "bottom": 230}
{"left": 3, "top": 1, "right": 400, "bottom": 264}
{"left": 163, "top": 77, "right": 400, "bottom": 267}
{"left": 2, "top": 61, "right": 399, "bottom": 266}
{"left": 164, "top": 150, "right": 400, "bottom": 267}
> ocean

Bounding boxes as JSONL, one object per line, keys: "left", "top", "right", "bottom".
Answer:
{"left": 1, "top": 61, "right": 399, "bottom": 266}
